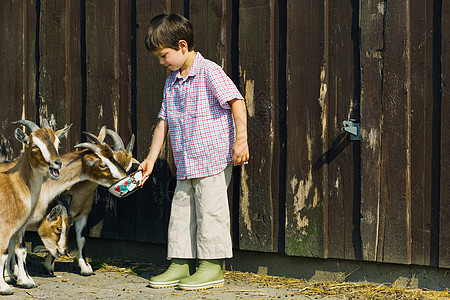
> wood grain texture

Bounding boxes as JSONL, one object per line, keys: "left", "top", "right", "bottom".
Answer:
{"left": 285, "top": 0, "right": 325, "bottom": 257}
{"left": 238, "top": 0, "right": 279, "bottom": 252}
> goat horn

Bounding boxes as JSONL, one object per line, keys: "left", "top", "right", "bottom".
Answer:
{"left": 126, "top": 134, "right": 135, "bottom": 153}
{"left": 12, "top": 120, "right": 40, "bottom": 132}
{"left": 106, "top": 129, "right": 125, "bottom": 151}
{"left": 59, "top": 205, "right": 68, "bottom": 217}
{"left": 82, "top": 131, "right": 104, "bottom": 145}
{"left": 74, "top": 142, "right": 101, "bottom": 154}
{"left": 48, "top": 204, "right": 67, "bottom": 221}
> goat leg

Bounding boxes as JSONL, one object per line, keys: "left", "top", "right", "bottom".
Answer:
{"left": 75, "top": 216, "right": 94, "bottom": 276}
{"left": 4, "top": 239, "right": 17, "bottom": 284}
{"left": 0, "top": 240, "right": 14, "bottom": 295}
{"left": 12, "top": 229, "right": 37, "bottom": 289}
{"left": 42, "top": 254, "right": 55, "bottom": 275}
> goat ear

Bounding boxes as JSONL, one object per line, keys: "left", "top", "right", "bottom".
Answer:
{"left": 56, "top": 123, "right": 73, "bottom": 139}
{"left": 85, "top": 156, "right": 99, "bottom": 167}
{"left": 98, "top": 126, "right": 107, "bottom": 142}
{"left": 126, "top": 134, "right": 135, "bottom": 153}
{"left": 60, "top": 194, "right": 73, "bottom": 206}
{"left": 14, "top": 128, "right": 29, "bottom": 145}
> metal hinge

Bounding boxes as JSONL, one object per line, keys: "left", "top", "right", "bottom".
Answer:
{"left": 342, "top": 119, "right": 360, "bottom": 141}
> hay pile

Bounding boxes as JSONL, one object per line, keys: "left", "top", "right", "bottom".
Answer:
{"left": 225, "top": 270, "right": 450, "bottom": 299}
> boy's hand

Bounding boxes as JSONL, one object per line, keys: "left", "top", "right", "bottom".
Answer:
{"left": 138, "top": 159, "right": 155, "bottom": 186}
{"left": 232, "top": 137, "right": 249, "bottom": 165}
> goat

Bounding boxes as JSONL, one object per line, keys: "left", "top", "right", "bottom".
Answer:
{"left": 0, "top": 120, "right": 71, "bottom": 295}
{"left": 36, "top": 194, "right": 73, "bottom": 259}
{"left": 4, "top": 127, "right": 130, "bottom": 289}
{"left": 41, "top": 128, "right": 138, "bottom": 276}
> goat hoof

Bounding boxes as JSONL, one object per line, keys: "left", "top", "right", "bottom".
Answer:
{"left": 17, "top": 281, "right": 37, "bottom": 289}
{"left": 5, "top": 276, "right": 16, "bottom": 285}
{"left": 80, "top": 271, "right": 95, "bottom": 276}
{"left": 0, "top": 287, "right": 14, "bottom": 295}
{"left": 41, "top": 267, "right": 54, "bottom": 276}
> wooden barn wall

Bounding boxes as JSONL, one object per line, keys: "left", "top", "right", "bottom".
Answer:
{"left": 1, "top": 0, "right": 449, "bottom": 268}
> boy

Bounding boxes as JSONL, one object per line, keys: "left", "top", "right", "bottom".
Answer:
{"left": 139, "top": 13, "right": 249, "bottom": 290}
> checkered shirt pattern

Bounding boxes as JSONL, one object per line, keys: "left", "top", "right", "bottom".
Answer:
{"left": 158, "top": 52, "right": 244, "bottom": 179}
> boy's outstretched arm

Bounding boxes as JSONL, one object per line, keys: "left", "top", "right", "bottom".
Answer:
{"left": 139, "top": 119, "right": 168, "bottom": 185}
{"left": 229, "top": 99, "right": 250, "bottom": 165}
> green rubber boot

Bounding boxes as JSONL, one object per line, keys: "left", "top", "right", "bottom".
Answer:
{"left": 178, "top": 259, "right": 224, "bottom": 290}
{"left": 149, "top": 259, "right": 196, "bottom": 288}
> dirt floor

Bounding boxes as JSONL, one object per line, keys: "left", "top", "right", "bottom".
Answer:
{"left": 3, "top": 251, "right": 450, "bottom": 300}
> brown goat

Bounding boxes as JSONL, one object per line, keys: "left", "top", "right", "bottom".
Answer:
{"left": 0, "top": 120, "right": 71, "bottom": 295}
{"left": 4, "top": 127, "right": 130, "bottom": 288}
{"left": 41, "top": 128, "right": 138, "bottom": 276}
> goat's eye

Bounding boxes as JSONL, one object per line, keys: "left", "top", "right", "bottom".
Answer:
{"left": 31, "top": 145, "right": 39, "bottom": 150}
{"left": 99, "top": 164, "right": 107, "bottom": 170}
{"left": 55, "top": 227, "right": 62, "bottom": 234}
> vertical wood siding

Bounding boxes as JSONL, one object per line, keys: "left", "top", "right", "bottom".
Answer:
{"left": 286, "top": 0, "right": 324, "bottom": 258}
{"left": 238, "top": 0, "right": 279, "bottom": 252}
{"left": 0, "top": 0, "right": 448, "bottom": 268}
{"left": 440, "top": 0, "right": 449, "bottom": 268}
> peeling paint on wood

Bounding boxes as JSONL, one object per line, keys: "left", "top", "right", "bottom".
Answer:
{"left": 290, "top": 133, "right": 319, "bottom": 239}
{"left": 361, "top": 127, "right": 379, "bottom": 152}
{"left": 377, "top": 2, "right": 385, "bottom": 15}
{"left": 240, "top": 165, "right": 251, "bottom": 232}
{"left": 290, "top": 171, "right": 319, "bottom": 236}
{"left": 98, "top": 104, "right": 104, "bottom": 118}
{"left": 113, "top": 101, "right": 118, "bottom": 132}
{"left": 245, "top": 78, "right": 255, "bottom": 118}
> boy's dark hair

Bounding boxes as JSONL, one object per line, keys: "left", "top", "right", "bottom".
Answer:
{"left": 145, "top": 13, "right": 194, "bottom": 52}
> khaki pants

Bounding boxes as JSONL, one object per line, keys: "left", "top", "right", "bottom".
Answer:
{"left": 167, "top": 165, "right": 233, "bottom": 259}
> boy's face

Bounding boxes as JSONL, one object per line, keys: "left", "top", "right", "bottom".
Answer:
{"left": 152, "top": 46, "right": 185, "bottom": 72}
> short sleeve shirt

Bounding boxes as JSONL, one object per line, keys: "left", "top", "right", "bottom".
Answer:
{"left": 158, "top": 52, "right": 244, "bottom": 179}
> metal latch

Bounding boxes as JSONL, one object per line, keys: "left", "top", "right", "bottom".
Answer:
{"left": 342, "top": 119, "right": 360, "bottom": 141}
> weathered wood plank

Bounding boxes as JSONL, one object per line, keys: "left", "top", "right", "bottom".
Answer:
{"left": 238, "top": 0, "right": 279, "bottom": 252}
{"left": 440, "top": 0, "right": 450, "bottom": 268}
{"left": 24, "top": 1, "right": 38, "bottom": 124}
{"left": 377, "top": 1, "right": 409, "bottom": 264}
{"left": 325, "top": 0, "right": 358, "bottom": 260}
{"left": 190, "top": 0, "right": 225, "bottom": 68}
{"left": 168, "top": 0, "right": 184, "bottom": 16}
{"left": 134, "top": 0, "right": 173, "bottom": 244}
{"left": 285, "top": 0, "right": 325, "bottom": 257}
{"left": 0, "top": 1, "right": 36, "bottom": 158}
{"left": 38, "top": 1, "right": 69, "bottom": 152}
{"left": 359, "top": 0, "right": 385, "bottom": 262}
{"left": 114, "top": 0, "right": 136, "bottom": 241}
{"left": 84, "top": 0, "right": 133, "bottom": 240}
{"left": 65, "top": 0, "right": 83, "bottom": 149}
{"left": 85, "top": 0, "right": 116, "bottom": 133}
{"left": 409, "top": 0, "right": 433, "bottom": 267}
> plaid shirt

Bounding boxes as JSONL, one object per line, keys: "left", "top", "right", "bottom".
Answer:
{"left": 158, "top": 52, "right": 244, "bottom": 179}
